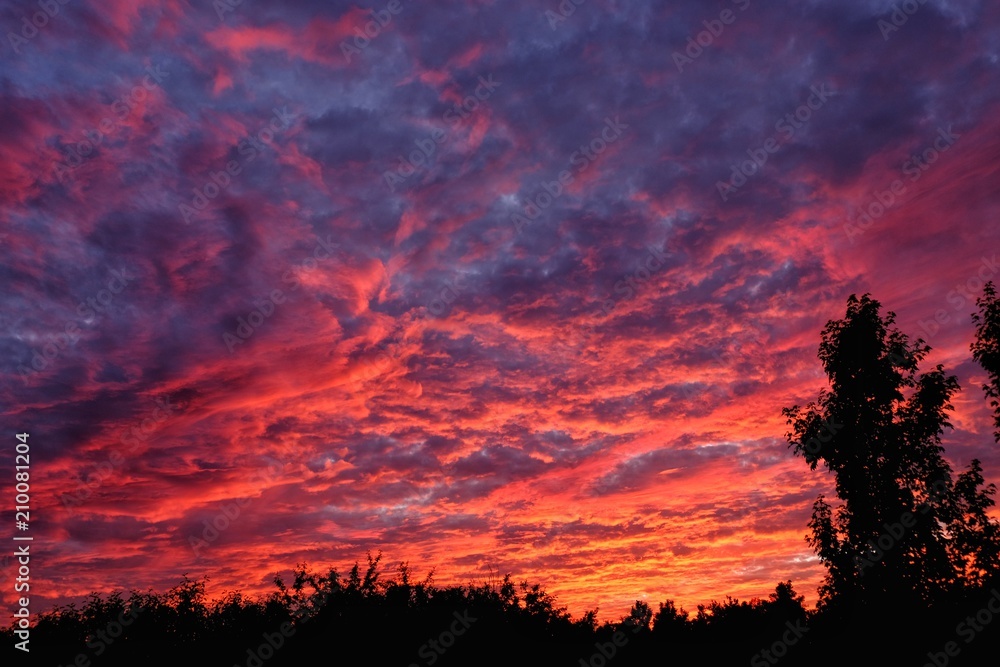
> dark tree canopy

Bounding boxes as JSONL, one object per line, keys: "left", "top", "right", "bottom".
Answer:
{"left": 783, "top": 294, "right": 1000, "bottom": 610}
{"left": 972, "top": 280, "right": 1000, "bottom": 442}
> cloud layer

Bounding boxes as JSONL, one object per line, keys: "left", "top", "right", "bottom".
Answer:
{"left": 2, "top": 0, "right": 999, "bottom": 620}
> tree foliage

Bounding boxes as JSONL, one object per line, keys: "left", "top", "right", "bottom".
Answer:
{"left": 784, "top": 293, "right": 1000, "bottom": 610}
{"left": 972, "top": 280, "right": 1000, "bottom": 441}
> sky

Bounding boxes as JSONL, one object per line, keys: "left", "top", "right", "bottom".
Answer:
{"left": 2, "top": 0, "right": 1000, "bottom": 622}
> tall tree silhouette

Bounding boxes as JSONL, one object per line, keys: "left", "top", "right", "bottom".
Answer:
{"left": 962, "top": 280, "right": 1000, "bottom": 584}
{"left": 782, "top": 294, "right": 962, "bottom": 609}
{"left": 972, "top": 280, "right": 1000, "bottom": 442}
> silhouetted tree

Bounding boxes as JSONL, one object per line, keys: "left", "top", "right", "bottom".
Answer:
{"left": 765, "top": 580, "right": 808, "bottom": 623}
{"left": 972, "top": 280, "right": 1000, "bottom": 441}
{"left": 785, "top": 293, "right": 1000, "bottom": 614}
{"left": 651, "top": 598, "right": 689, "bottom": 642}
{"left": 944, "top": 459, "right": 1000, "bottom": 586}
{"left": 623, "top": 600, "right": 653, "bottom": 633}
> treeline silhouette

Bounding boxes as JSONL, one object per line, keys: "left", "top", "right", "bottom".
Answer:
{"left": 4, "top": 559, "right": 998, "bottom": 666}
{"left": 6, "top": 286, "right": 1000, "bottom": 666}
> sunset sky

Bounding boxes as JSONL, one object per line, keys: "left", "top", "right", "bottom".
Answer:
{"left": 2, "top": 0, "right": 1000, "bottom": 623}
